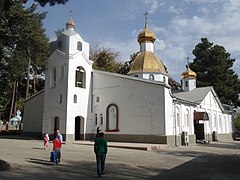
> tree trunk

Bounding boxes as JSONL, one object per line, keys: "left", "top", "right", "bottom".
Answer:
{"left": 13, "top": 80, "right": 18, "bottom": 116}
{"left": 8, "top": 80, "right": 16, "bottom": 122}
{"left": 25, "top": 49, "right": 31, "bottom": 100}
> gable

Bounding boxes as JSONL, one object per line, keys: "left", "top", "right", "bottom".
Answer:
{"left": 201, "top": 90, "right": 224, "bottom": 112}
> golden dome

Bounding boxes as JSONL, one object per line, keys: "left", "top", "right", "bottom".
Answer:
{"left": 66, "top": 17, "right": 76, "bottom": 29}
{"left": 128, "top": 51, "right": 167, "bottom": 74}
{"left": 181, "top": 65, "right": 197, "bottom": 79}
{"left": 137, "top": 21, "right": 156, "bottom": 43}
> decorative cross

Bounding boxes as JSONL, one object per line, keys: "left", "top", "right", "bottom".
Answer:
{"left": 69, "top": 10, "right": 72, "bottom": 18}
{"left": 144, "top": 12, "right": 149, "bottom": 22}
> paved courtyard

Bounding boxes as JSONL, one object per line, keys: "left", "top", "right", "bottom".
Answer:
{"left": 0, "top": 136, "right": 240, "bottom": 179}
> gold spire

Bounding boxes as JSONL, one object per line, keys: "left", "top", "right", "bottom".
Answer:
{"left": 181, "top": 65, "right": 197, "bottom": 79}
{"left": 137, "top": 12, "right": 156, "bottom": 43}
{"left": 66, "top": 11, "right": 76, "bottom": 30}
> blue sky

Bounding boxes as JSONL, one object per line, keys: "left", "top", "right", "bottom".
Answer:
{"left": 28, "top": 0, "right": 240, "bottom": 81}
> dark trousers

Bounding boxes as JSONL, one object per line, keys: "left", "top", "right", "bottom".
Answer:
{"left": 96, "top": 152, "right": 106, "bottom": 176}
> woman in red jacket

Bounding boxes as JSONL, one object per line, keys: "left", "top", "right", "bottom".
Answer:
{"left": 53, "top": 133, "right": 62, "bottom": 165}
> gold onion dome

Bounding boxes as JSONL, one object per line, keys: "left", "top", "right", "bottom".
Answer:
{"left": 181, "top": 65, "right": 197, "bottom": 79}
{"left": 137, "top": 21, "right": 156, "bottom": 43}
{"left": 128, "top": 51, "right": 167, "bottom": 74}
{"left": 66, "top": 17, "right": 76, "bottom": 29}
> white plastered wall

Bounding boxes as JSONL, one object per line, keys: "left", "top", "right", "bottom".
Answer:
{"left": 86, "top": 71, "right": 170, "bottom": 136}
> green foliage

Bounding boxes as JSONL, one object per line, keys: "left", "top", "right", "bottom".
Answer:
{"left": 34, "top": 0, "right": 68, "bottom": 6}
{"left": 117, "top": 52, "right": 138, "bottom": 75}
{"left": 0, "top": 1, "right": 49, "bottom": 120}
{"left": 91, "top": 48, "right": 120, "bottom": 73}
{"left": 190, "top": 38, "right": 240, "bottom": 106}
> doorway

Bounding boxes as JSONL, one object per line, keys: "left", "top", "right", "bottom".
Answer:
{"left": 75, "top": 116, "right": 81, "bottom": 140}
{"left": 194, "top": 121, "right": 204, "bottom": 141}
{"left": 75, "top": 116, "right": 84, "bottom": 140}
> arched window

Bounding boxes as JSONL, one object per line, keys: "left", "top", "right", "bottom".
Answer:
{"left": 77, "top": 41, "right": 82, "bottom": 51}
{"left": 96, "top": 96, "right": 100, "bottom": 102}
{"left": 219, "top": 115, "right": 222, "bottom": 132}
{"left": 185, "top": 110, "right": 189, "bottom": 127}
{"left": 95, "top": 114, "right": 97, "bottom": 125}
{"left": 163, "top": 76, "right": 166, "bottom": 82}
{"left": 75, "top": 66, "right": 86, "bottom": 88}
{"left": 185, "top": 81, "right": 188, "bottom": 87}
{"left": 149, "top": 74, "right": 154, "bottom": 80}
{"left": 106, "top": 104, "right": 119, "bottom": 131}
{"left": 50, "top": 66, "right": 57, "bottom": 88}
{"left": 177, "top": 112, "right": 180, "bottom": 127}
{"left": 176, "top": 107, "right": 180, "bottom": 128}
{"left": 74, "top": 94, "right": 77, "bottom": 103}
{"left": 214, "top": 114, "right": 217, "bottom": 128}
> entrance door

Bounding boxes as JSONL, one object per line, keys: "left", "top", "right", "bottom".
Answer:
{"left": 75, "top": 116, "right": 81, "bottom": 140}
{"left": 54, "top": 117, "right": 60, "bottom": 131}
{"left": 194, "top": 122, "right": 204, "bottom": 141}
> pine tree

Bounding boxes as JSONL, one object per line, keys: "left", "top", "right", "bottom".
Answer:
{"left": 0, "top": 1, "right": 49, "bottom": 120}
{"left": 190, "top": 38, "right": 240, "bottom": 106}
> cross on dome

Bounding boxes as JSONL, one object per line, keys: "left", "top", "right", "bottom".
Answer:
{"left": 66, "top": 10, "right": 76, "bottom": 30}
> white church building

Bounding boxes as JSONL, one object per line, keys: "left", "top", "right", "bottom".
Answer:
{"left": 23, "top": 17, "right": 233, "bottom": 145}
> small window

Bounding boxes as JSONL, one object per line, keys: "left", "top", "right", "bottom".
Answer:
{"left": 100, "top": 114, "right": 103, "bottom": 125}
{"left": 95, "top": 114, "right": 98, "bottom": 125}
{"left": 59, "top": 94, "right": 62, "bottom": 103}
{"left": 74, "top": 94, "right": 77, "bottom": 103}
{"left": 163, "top": 76, "right": 166, "bottom": 82}
{"left": 149, "top": 74, "right": 154, "bottom": 80}
{"left": 96, "top": 96, "right": 100, "bottom": 102}
{"left": 134, "top": 75, "right": 138, "bottom": 77}
{"left": 50, "top": 66, "right": 57, "bottom": 88}
{"left": 77, "top": 41, "right": 82, "bottom": 51}
{"left": 185, "top": 81, "right": 188, "bottom": 87}
{"left": 60, "top": 65, "right": 64, "bottom": 80}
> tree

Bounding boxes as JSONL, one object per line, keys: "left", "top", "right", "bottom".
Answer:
{"left": 0, "top": 1, "right": 49, "bottom": 120}
{"left": 117, "top": 52, "right": 138, "bottom": 75}
{"left": 34, "top": 0, "right": 68, "bottom": 6}
{"left": 90, "top": 47, "right": 120, "bottom": 73}
{"left": 190, "top": 38, "right": 240, "bottom": 106}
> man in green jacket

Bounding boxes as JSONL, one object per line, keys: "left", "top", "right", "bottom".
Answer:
{"left": 94, "top": 132, "right": 108, "bottom": 178}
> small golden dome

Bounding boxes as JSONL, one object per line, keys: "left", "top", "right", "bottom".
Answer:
{"left": 128, "top": 51, "right": 166, "bottom": 74}
{"left": 181, "top": 65, "right": 197, "bottom": 79}
{"left": 66, "top": 17, "right": 76, "bottom": 30}
{"left": 137, "top": 21, "right": 156, "bottom": 43}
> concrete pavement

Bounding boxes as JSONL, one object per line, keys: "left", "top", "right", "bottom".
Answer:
{"left": 0, "top": 136, "right": 240, "bottom": 179}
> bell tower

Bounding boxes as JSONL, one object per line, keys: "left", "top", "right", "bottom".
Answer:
{"left": 42, "top": 15, "right": 93, "bottom": 141}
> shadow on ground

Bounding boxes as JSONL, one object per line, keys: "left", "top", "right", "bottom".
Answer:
{"left": 0, "top": 160, "right": 161, "bottom": 180}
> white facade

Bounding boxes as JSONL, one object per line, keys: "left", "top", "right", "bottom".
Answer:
{"left": 23, "top": 19, "right": 233, "bottom": 145}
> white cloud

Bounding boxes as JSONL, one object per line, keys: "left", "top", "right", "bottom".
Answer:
{"left": 103, "top": 38, "right": 139, "bottom": 62}
{"left": 168, "top": 5, "right": 183, "bottom": 15}
{"left": 197, "top": 6, "right": 209, "bottom": 14}
{"left": 155, "top": 39, "right": 166, "bottom": 51}
{"left": 144, "top": 0, "right": 163, "bottom": 14}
